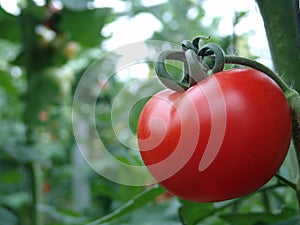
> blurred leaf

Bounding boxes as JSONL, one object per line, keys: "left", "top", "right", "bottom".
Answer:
{"left": 2, "top": 145, "right": 50, "bottom": 165}
{"left": 0, "top": 8, "right": 20, "bottom": 42}
{"left": 0, "top": 70, "right": 18, "bottom": 97}
{"left": 0, "top": 121, "right": 26, "bottom": 148}
{"left": 40, "top": 205, "right": 87, "bottom": 224}
{"left": 60, "top": 8, "right": 113, "bottom": 46}
{"left": 0, "top": 207, "right": 18, "bottom": 225}
{"left": 178, "top": 200, "right": 217, "bottom": 225}
{"left": 87, "top": 185, "right": 165, "bottom": 225}
{"left": 164, "top": 60, "right": 185, "bottom": 86}
{"left": 66, "top": 47, "right": 103, "bottom": 73}
{"left": 270, "top": 216, "right": 300, "bottom": 225}
{"left": 129, "top": 97, "right": 150, "bottom": 134}
{"left": 220, "top": 208, "right": 296, "bottom": 225}
{"left": 91, "top": 180, "right": 118, "bottom": 199}
{"left": 23, "top": 68, "right": 63, "bottom": 127}
{"left": 0, "top": 39, "right": 20, "bottom": 61}
{"left": 2, "top": 192, "right": 30, "bottom": 210}
{"left": 233, "top": 11, "right": 249, "bottom": 26}
{"left": 122, "top": 198, "right": 181, "bottom": 225}
{"left": 284, "top": 144, "right": 300, "bottom": 189}
{"left": 0, "top": 170, "right": 22, "bottom": 185}
{"left": 60, "top": 0, "right": 93, "bottom": 11}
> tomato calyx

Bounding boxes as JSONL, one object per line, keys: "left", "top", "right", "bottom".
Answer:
{"left": 155, "top": 48, "right": 210, "bottom": 92}
{"left": 155, "top": 36, "right": 214, "bottom": 92}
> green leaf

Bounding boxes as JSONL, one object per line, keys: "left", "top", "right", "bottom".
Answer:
{"left": 60, "top": 8, "right": 113, "bottom": 46}
{"left": 2, "top": 145, "right": 49, "bottom": 164}
{"left": 86, "top": 185, "right": 165, "bottom": 225}
{"left": 233, "top": 11, "right": 249, "bottom": 26}
{"left": 0, "top": 39, "right": 20, "bottom": 62}
{"left": 1, "top": 192, "right": 30, "bottom": 210}
{"left": 40, "top": 205, "right": 87, "bottom": 225}
{"left": 178, "top": 200, "right": 217, "bottom": 225}
{"left": 123, "top": 199, "right": 181, "bottom": 225}
{"left": 220, "top": 208, "right": 297, "bottom": 225}
{"left": 0, "top": 207, "right": 18, "bottom": 225}
{"left": 284, "top": 144, "right": 300, "bottom": 188}
{"left": 129, "top": 97, "right": 150, "bottom": 134}
{"left": 0, "top": 8, "right": 20, "bottom": 42}
{"left": 0, "top": 70, "right": 18, "bottom": 97}
{"left": 270, "top": 216, "right": 299, "bottom": 225}
{"left": 0, "top": 169, "right": 22, "bottom": 184}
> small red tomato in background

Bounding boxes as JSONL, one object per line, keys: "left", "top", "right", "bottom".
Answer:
{"left": 138, "top": 68, "right": 292, "bottom": 202}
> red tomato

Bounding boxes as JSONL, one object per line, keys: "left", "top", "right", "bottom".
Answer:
{"left": 137, "top": 68, "right": 292, "bottom": 202}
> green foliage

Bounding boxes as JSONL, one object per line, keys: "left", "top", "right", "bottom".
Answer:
{"left": 0, "top": 0, "right": 299, "bottom": 225}
{"left": 0, "top": 8, "right": 20, "bottom": 42}
{"left": 256, "top": 0, "right": 300, "bottom": 89}
{"left": 179, "top": 200, "right": 217, "bottom": 224}
{"left": 128, "top": 97, "right": 150, "bottom": 134}
{"left": 60, "top": 8, "right": 113, "bottom": 47}
{"left": 87, "top": 185, "right": 165, "bottom": 225}
{"left": 220, "top": 208, "right": 295, "bottom": 225}
{"left": 0, "top": 207, "right": 18, "bottom": 225}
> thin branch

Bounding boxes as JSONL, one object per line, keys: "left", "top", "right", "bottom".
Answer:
{"left": 275, "top": 173, "right": 297, "bottom": 190}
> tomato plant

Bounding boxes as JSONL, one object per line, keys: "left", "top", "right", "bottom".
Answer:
{"left": 137, "top": 39, "right": 293, "bottom": 202}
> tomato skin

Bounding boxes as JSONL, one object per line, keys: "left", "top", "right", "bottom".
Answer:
{"left": 138, "top": 68, "right": 292, "bottom": 202}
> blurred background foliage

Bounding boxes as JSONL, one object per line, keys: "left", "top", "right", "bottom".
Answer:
{"left": 0, "top": 0, "right": 298, "bottom": 224}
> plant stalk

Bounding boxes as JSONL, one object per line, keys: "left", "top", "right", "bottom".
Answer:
{"left": 27, "top": 162, "right": 43, "bottom": 225}
{"left": 20, "top": 1, "right": 44, "bottom": 224}
{"left": 256, "top": 0, "right": 300, "bottom": 90}
{"left": 256, "top": 0, "right": 300, "bottom": 220}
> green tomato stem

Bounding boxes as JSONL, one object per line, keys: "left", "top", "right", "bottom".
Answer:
{"left": 155, "top": 49, "right": 210, "bottom": 92}
{"left": 191, "top": 35, "right": 211, "bottom": 49}
{"left": 287, "top": 91, "right": 300, "bottom": 126}
{"left": 155, "top": 50, "right": 189, "bottom": 92}
{"left": 224, "top": 55, "right": 300, "bottom": 124}
{"left": 181, "top": 40, "right": 198, "bottom": 53}
{"left": 224, "top": 55, "right": 291, "bottom": 92}
{"left": 198, "top": 43, "right": 225, "bottom": 74}
{"left": 185, "top": 49, "right": 208, "bottom": 86}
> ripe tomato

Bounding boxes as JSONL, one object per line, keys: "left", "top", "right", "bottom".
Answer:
{"left": 137, "top": 68, "right": 292, "bottom": 202}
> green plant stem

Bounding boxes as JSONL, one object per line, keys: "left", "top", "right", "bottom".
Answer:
{"left": 275, "top": 173, "right": 297, "bottom": 190}
{"left": 155, "top": 50, "right": 188, "bottom": 92}
{"left": 292, "top": 112, "right": 300, "bottom": 184}
{"left": 198, "top": 43, "right": 225, "bottom": 74}
{"left": 256, "top": 0, "right": 300, "bottom": 90}
{"left": 224, "top": 56, "right": 290, "bottom": 92}
{"left": 87, "top": 185, "right": 165, "bottom": 225}
{"left": 19, "top": 2, "right": 44, "bottom": 224}
{"left": 256, "top": 0, "right": 300, "bottom": 220}
{"left": 27, "top": 162, "right": 43, "bottom": 225}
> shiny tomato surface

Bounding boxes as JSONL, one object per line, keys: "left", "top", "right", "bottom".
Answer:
{"left": 138, "top": 68, "right": 292, "bottom": 202}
